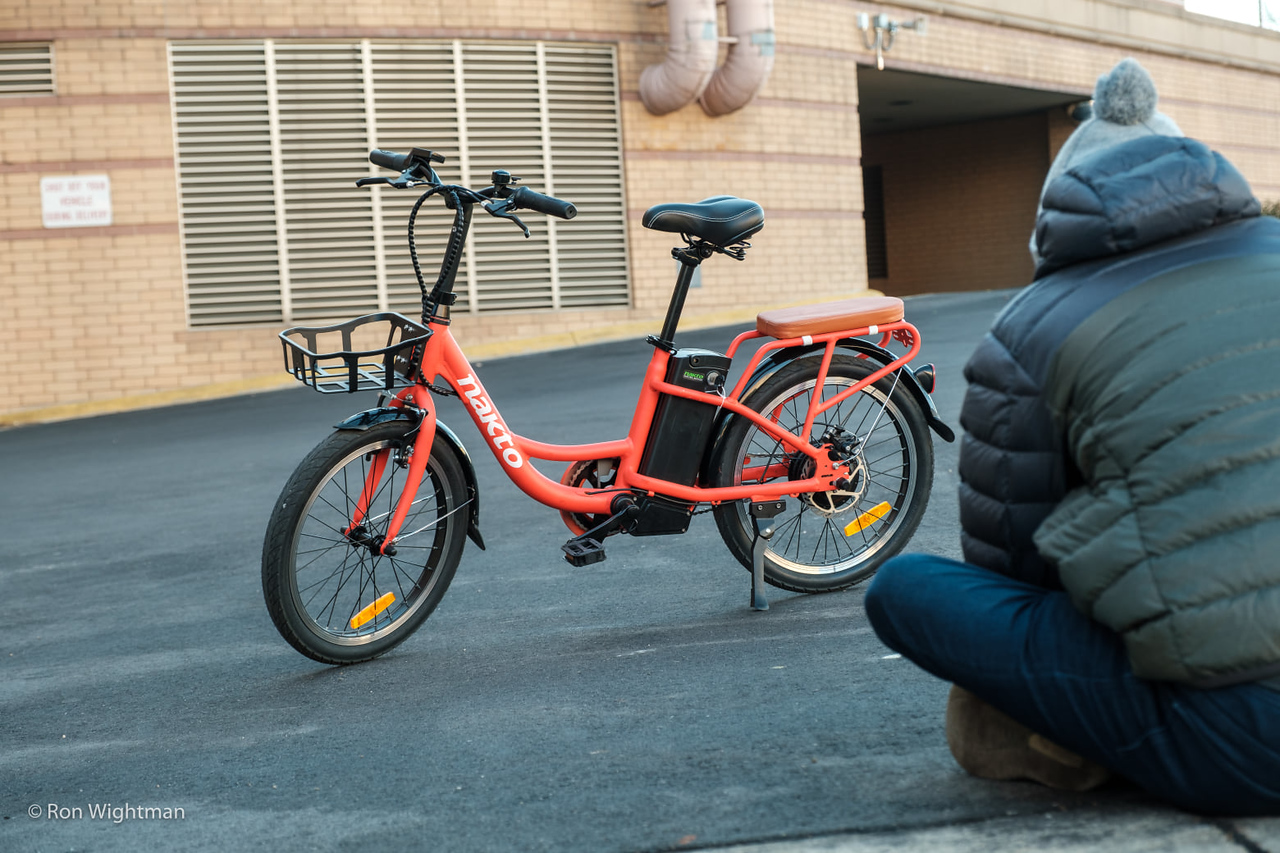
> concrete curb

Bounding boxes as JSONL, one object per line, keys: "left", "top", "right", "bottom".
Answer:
{"left": 707, "top": 809, "right": 1277, "bottom": 853}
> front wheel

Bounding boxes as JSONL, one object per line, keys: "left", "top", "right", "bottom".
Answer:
{"left": 709, "top": 354, "right": 933, "bottom": 593}
{"left": 261, "top": 421, "right": 470, "bottom": 664}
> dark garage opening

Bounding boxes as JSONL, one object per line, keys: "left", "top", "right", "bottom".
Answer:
{"left": 858, "top": 67, "right": 1087, "bottom": 295}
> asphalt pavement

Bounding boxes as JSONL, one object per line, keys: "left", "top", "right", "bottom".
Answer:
{"left": 2, "top": 290, "right": 1277, "bottom": 853}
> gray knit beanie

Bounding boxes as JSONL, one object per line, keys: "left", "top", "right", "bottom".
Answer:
{"left": 1029, "top": 58, "right": 1183, "bottom": 265}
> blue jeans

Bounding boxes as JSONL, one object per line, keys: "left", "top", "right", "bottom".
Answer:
{"left": 865, "top": 553, "right": 1280, "bottom": 815}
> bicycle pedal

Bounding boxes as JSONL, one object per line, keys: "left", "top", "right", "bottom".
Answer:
{"left": 562, "top": 537, "right": 607, "bottom": 567}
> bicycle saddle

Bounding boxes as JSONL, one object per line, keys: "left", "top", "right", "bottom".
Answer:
{"left": 642, "top": 196, "right": 764, "bottom": 247}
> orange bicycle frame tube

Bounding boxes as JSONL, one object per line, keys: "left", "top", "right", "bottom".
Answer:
{"left": 369, "top": 318, "right": 921, "bottom": 548}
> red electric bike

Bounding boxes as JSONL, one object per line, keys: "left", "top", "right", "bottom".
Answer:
{"left": 262, "top": 147, "right": 954, "bottom": 664}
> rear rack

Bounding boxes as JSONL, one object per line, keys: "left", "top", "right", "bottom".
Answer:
{"left": 279, "top": 312, "right": 431, "bottom": 394}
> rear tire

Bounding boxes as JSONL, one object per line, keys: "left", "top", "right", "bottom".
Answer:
{"left": 261, "top": 421, "right": 469, "bottom": 664}
{"left": 709, "top": 354, "right": 933, "bottom": 592}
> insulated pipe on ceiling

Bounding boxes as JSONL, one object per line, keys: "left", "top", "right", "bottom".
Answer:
{"left": 639, "top": 0, "right": 720, "bottom": 116}
{"left": 699, "top": 0, "right": 775, "bottom": 117}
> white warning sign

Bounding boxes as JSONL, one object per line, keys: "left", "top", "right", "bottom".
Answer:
{"left": 41, "top": 175, "right": 113, "bottom": 228}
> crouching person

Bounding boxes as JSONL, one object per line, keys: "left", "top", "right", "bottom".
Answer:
{"left": 865, "top": 59, "right": 1280, "bottom": 815}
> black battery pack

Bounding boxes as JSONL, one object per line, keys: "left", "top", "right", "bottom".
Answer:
{"left": 638, "top": 348, "right": 732, "bottom": 487}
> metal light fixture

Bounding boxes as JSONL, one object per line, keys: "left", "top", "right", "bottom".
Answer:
{"left": 856, "top": 12, "right": 927, "bottom": 70}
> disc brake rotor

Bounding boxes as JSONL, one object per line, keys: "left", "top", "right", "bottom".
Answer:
{"left": 790, "top": 428, "right": 868, "bottom": 517}
{"left": 806, "top": 455, "right": 867, "bottom": 515}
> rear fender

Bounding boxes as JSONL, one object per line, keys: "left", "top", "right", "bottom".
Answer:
{"left": 335, "top": 407, "right": 486, "bottom": 550}
{"left": 710, "top": 340, "right": 954, "bottom": 458}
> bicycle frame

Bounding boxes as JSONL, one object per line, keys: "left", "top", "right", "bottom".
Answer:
{"left": 340, "top": 156, "right": 924, "bottom": 553}
{"left": 364, "top": 314, "right": 922, "bottom": 549}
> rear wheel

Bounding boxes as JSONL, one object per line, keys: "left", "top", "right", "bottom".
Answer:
{"left": 261, "top": 421, "right": 469, "bottom": 664}
{"left": 709, "top": 354, "right": 933, "bottom": 592}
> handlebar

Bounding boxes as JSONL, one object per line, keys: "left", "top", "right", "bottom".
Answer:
{"left": 509, "top": 186, "right": 576, "bottom": 221}
{"left": 359, "top": 146, "right": 579, "bottom": 323}
{"left": 369, "top": 149, "right": 413, "bottom": 172}
{"left": 364, "top": 148, "right": 577, "bottom": 223}
{"left": 369, "top": 147, "right": 447, "bottom": 174}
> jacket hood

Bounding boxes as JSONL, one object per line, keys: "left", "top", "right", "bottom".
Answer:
{"left": 1033, "top": 136, "right": 1260, "bottom": 279}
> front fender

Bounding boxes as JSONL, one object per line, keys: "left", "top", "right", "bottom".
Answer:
{"left": 334, "top": 406, "right": 423, "bottom": 432}
{"left": 335, "top": 406, "right": 486, "bottom": 550}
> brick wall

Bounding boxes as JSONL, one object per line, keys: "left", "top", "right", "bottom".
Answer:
{"left": 2, "top": 0, "right": 1279, "bottom": 420}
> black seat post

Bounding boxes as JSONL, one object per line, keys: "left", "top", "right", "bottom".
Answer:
{"left": 652, "top": 246, "right": 703, "bottom": 350}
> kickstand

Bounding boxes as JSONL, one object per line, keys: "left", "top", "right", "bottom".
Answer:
{"left": 748, "top": 499, "right": 785, "bottom": 612}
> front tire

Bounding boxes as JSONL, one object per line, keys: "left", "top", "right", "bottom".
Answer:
{"left": 261, "top": 421, "right": 469, "bottom": 664}
{"left": 709, "top": 354, "right": 933, "bottom": 592}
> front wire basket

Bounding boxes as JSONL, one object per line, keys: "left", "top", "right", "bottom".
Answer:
{"left": 279, "top": 312, "right": 431, "bottom": 394}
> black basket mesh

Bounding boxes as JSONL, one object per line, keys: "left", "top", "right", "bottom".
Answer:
{"left": 279, "top": 313, "right": 431, "bottom": 394}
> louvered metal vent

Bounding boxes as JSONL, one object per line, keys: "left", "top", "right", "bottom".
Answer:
{"left": 545, "top": 44, "right": 628, "bottom": 309}
{"left": 0, "top": 43, "right": 55, "bottom": 96}
{"left": 169, "top": 39, "right": 629, "bottom": 327}
{"left": 170, "top": 43, "right": 281, "bottom": 326}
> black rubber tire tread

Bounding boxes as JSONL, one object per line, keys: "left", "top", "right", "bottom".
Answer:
{"left": 709, "top": 354, "right": 933, "bottom": 593}
{"left": 261, "top": 421, "right": 468, "bottom": 664}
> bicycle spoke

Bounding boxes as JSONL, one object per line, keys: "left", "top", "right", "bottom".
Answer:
{"left": 310, "top": 550, "right": 361, "bottom": 626}
{"left": 314, "top": 490, "right": 358, "bottom": 529}
{"left": 363, "top": 493, "right": 437, "bottom": 525}
{"left": 345, "top": 553, "right": 380, "bottom": 631}
{"left": 827, "top": 517, "right": 853, "bottom": 558}
{"left": 298, "top": 557, "right": 352, "bottom": 600}
{"left": 779, "top": 505, "right": 806, "bottom": 557}
{"left": 720, "top": 359, "right": 929, "bottom": 585}
{"left": 297, "top": 530, "right": 346, "bottom": 545}
{"left": 810, "top": 516, "right": 827, "bottom": 563}
{"left": 294, "top": 537, "right": 352, "bottom": 576}
{"left": 864, "top": 471, "right": 907, "bottom": 492}
{"left": 294, "top": 545, "right": 345, "bottom": 560}
{"left": 864, "top": 445, "right": 907, "bottom": 468}
{"left": 394, "top": 499, "right": 472, "bottom": 542}
{"left": 854, "top": 506, "right": 874, "bottom": 548}
{"left": 860, "top": 433, "right": 902, "bottom": 453}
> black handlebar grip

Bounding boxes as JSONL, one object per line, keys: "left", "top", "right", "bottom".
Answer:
{"left": 369, "top": 149, "right": 410, "bottom": 172}
{"left": 510, "top": 186, "right": 577, "bottom": 220}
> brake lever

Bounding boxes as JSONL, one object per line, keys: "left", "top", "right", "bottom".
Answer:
{"left": 355, "top": 171, "right": 422, "bottom": 190}
{"left": 484, "top": 199, "right": 531, "bottom": 238}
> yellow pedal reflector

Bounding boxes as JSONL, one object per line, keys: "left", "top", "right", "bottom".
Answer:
{"left": 349, "top": 592, "right": 396, "bottom": 630}
{"left": 844, "top": 501, "right": 892, "bottom": 537}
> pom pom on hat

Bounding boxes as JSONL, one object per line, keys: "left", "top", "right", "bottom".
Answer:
{"left": 1051, "top": 58, "right": 1182, "bottom": 181}
{"left": 1028, "top": 57, "right": 1182, "bottom": 266}
{"left": 1093, "top": 58, "right": 1159, "bottom": 125}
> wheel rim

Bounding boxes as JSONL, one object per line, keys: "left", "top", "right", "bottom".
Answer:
{"left": 287, "top": 439, "right": 454, "bottom": 646}
{"left": 731, "top": 374, "right": 918, "bottom": 576}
